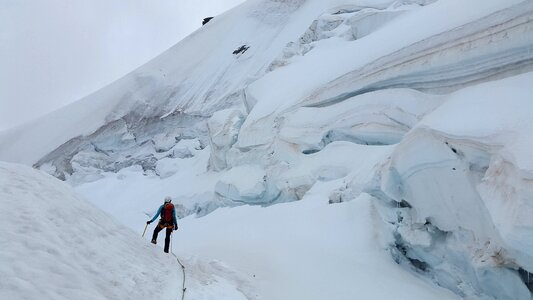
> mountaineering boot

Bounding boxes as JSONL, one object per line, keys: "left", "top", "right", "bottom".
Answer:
{"left": 151, "top": 239, "right": 156, "bottom": 244}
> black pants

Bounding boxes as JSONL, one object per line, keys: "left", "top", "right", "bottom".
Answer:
{"left": 151, "top": 221, "right": 173, "bottom": 253}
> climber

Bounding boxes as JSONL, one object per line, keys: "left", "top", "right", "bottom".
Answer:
{"left": 147, "top": 196, "right": 178, "bottom": 253}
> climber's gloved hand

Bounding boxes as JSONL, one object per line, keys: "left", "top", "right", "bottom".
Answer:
{"left": 174, "top": 224, "right": 178, "bottom": 231}
{"left": 147, "top": 220, "right": 152, "bottom": 225}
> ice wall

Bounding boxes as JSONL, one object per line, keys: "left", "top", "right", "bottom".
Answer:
{"left": 34, "top": 112, "right": 208, "bottom": 184}
{"left": 375, "top": 73, "right": 533, "bottom": 299}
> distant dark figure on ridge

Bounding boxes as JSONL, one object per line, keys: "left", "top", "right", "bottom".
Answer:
{"left": 233, "top": 45, "right": 250, "bottom": 55}
{"left": 202, "top": 17, "right": 214, "bottom": 25}
{"left": 147, "top": 196, "right": 178, "bottom": 253}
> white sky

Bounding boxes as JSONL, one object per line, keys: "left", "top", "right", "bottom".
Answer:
{"left": 0, "top": 0, "right": 245, "bottom": 131}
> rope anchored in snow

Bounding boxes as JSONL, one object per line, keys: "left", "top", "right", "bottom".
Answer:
{"left": 144, "top": 223, "right": 186, "bottom": 299}
{"left": 173, "top": 254, "right": 186, "bottom": 300}
{"left": 171, "top": 234, "right": 187, "bottom": 300}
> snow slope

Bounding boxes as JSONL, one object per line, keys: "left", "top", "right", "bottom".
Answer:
{"left": 0, "top": 0, "right": 335, "bottom": 165}
{"left": 177, "top": 191, "right": 459, "bottom": 300}
{"left": 4, "top": 0, "right": 531, "bottom": 165}
{"left": 0, "top": 162, "right": 181, "bottom": 300}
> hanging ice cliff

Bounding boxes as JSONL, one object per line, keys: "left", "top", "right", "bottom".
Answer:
{"left": 1, "top": 0, "right": 532, "bottom": 299}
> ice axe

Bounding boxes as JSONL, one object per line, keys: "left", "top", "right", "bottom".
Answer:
{"left": 142, "top": 211, "right": 152, "bottom": 238}
{"left": 142, "top": 223, "right": 148, "bottom": 237}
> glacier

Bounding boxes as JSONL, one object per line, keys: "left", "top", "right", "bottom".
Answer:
{"left": 1, "top": 0, "right": 533, "bottom": 299}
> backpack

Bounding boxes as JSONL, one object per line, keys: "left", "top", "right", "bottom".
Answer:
{"left": 161, "top": 203, "right": 174, "bottom": 222}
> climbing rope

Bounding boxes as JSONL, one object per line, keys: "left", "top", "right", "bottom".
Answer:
{"left": 145, "top": 222, "right": 186, "bottom": 299}
{"left": 171, "top": 234, "right": 187, "bottom": 300}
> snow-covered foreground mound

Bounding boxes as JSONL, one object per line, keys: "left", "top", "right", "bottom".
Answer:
{"left": 0, "top": 162, "right": 180, "bottom": 300}
{"left": 177, "top": 188, "right": 459, "bottom": 300}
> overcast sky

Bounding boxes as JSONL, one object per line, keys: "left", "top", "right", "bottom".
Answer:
{"left": 0, "top": 0, "right": 245, "bottom": 131}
